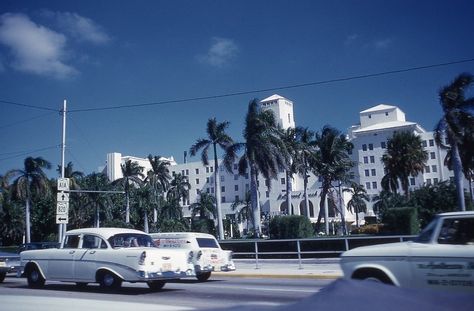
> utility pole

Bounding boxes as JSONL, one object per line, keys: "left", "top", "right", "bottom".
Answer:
{"left": 59, "top": 99, "right": 67, "bottom": 242}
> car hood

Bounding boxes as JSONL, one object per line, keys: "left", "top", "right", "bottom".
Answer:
{"left": 341, "top": 241, "right": 413, "bottom": 258}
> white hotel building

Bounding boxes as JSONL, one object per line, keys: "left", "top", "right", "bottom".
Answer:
{"left": 104, "top": 95, "right": 468, "bottom": 225}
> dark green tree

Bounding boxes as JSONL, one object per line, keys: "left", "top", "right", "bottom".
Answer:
{"left": 6, "top": 157, "right": 51, "bottom": 243}
{"left": 146, "top": 155, "right": 172, "bottom": 223}
{"left": 343, "top": 182, "right": 369, "bottom": 228}
{"left": 113, "top": 160, "right": 144, "bottom": 223}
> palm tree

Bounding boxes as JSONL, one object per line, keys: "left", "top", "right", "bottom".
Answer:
{"left": 5, "top": 157, "right": 51, "bottom": 243}
{"left": 381, "top": 131, "right": 428, "bottom": 200}
{"left": 189, "top": 192, "right": 217, "bottom": 220}
{"left": 80, "top": 172, "right": 111, "bottom": 228}
{"left": 134, "top": 183, "right": 154, "bottom": 233}
{"left": 231, "top": 191, "right": 253, "bottom": 233}
{"left": 167, "top": 173, "right": 191, "bottom": 207}
{"left": 146, "top": 155, "right": 172, "bottom": 222}
{"left": 112, "top": 160, "right": 144, "bottom": 223}
{"left": 224, "top": 99, "right": 289, "bottom": 236}
{"left": 434, "top": 73, "right": 474, "bottom": 211}
{"left": 293, "top": 127, "right": 317, "bottom": 217}
{"left": 190, "top": 118, "right": 234, "bottom": 240}
{"left": 343, "top": 182, "right": 369, "bottom": 228}
{"left": 313, "top": 126, "right": 353, "bottom": 234}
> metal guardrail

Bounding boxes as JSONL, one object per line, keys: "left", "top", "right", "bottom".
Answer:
{"left": 219, "top": 235, "right": 416, "bottom": 269}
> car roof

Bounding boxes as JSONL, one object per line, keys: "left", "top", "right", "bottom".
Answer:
{"left": 66, "top": 227, "right": 147, "bottom": 239}
{"left": 150, "top": 232, "right": 215, "bottom": 239}
{"left": 438, "top": 211, "right": 474, "bottom": 217}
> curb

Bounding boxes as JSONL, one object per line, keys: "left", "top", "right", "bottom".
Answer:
{"left": 212, "top": 272, "right": 342, "bottom": 279}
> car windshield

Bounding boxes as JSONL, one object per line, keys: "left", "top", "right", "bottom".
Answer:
{"left": 414, "top": 217, "right": 438, "bottom": 243}
{"left": 108, "top": 233, "right": 155, "bottom": 248}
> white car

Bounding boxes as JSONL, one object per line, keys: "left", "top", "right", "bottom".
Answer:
{"left": 340, "top": 211, "right": 474, "bottom": 292}
{"left": 150, "top": 232, "right": 235, "bottom": 281}
{"left": 20, "top": 228, "right": 195, "bottom": 290}
{"left": 0, "top": 251, "right": 20, "bottom": 283}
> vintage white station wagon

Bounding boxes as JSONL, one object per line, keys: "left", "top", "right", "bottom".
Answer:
{"left": 20, "top": 228, "right": 195, "bottom": 290}
{"left": 341, "top": 211, "right": 474, "bottom": 292}
{"left": 150, "top": 232, "right": 235, "bottom": 281}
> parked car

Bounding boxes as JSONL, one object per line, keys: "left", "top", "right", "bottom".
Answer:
{"left": 150, "top": 232, "right": 235, "bottom": 281}
{"left": 20, "top": 228, "right": 195, "bottom": 290}
{"left": 0, "top": 251, "right": 20, "bottom": 283}
{"left": 17, "top": 242, "right": 60, "bottom": 253}
{"left": 340, "top": 211, "right": 474, "bottom": 292}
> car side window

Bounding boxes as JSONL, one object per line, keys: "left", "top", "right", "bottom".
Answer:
{"left": 64, "top": 235, "right": 80, "bottom": 248}
{"left": 438, "top": 218, "right": 474, "bottom": 245}
{"left": 82, "top": 235, "right": 107, "bottom": 249}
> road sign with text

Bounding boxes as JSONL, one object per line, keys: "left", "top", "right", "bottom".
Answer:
{"left": 57, "top": 178, "right": 70, "bottom": 191}
{"left": 57, "top": 192, "right": 69, "bottom": 203}
{"left": 56, "top": 214, "right": 68, "bottom": 224}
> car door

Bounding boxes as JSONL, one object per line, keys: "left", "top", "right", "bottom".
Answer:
{"left": 410, "top": 217, "right": 474, "bottom": 291}
{"left": 73, "top": 235, "right": 107, "bottom": 281}
{"left": 48, "top": 234, "right": 80, "bottom": 280}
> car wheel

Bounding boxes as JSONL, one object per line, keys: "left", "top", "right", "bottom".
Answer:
{"left": 147, "top": 280, "right": 166, "bottom": 291}
{"left": 196, "top": 272, "right": 211, "bottom": 282}
{"left": 27, "top": 266, "right": 45, "bottom": 288}
{"left": 99, "top": 271, "right": 122, "bottom": 290}
{"left": 352, "top": 269, "right": 393, "bottom": 285}
{"left": 0, "top": 272, "right": 6, "bottom": 283}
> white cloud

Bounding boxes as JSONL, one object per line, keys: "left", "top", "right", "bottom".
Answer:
{"left": 344, "top": 34, "right": 359, "bottom": 46}
{"left": 0, "top": 13, "right": 77, "bottom": 78}
{"left": 198, "top": 37, "right": 238, "bottom": 67}
{"left": 374, "top": 38, "right": 392, "bottom": 50}
{"left": 51, "top": 11, "right": 111, "bottom": 45}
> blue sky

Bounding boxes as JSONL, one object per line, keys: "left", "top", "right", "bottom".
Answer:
{"left": 1, "top": 0, "right": 474, "bottom": 177}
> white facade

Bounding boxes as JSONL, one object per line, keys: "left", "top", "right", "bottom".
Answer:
{"left": 348, "top": 104, "right": 454, "bottom": 198}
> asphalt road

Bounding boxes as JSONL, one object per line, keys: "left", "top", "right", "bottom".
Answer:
{"left": 0, "top": 275, "right": 334, "bottom": 310}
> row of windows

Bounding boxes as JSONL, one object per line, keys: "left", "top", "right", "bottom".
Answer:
{"left": 364, "top": 169, "right": 377, "bottom": 177}
{"left": 422, "top": 139, "right": 435, "bottom": 147}
{"left": 361, "top": 140, "right": 436, "bottom": 152}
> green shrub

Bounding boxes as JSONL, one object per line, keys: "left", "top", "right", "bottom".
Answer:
{"left": 269, "top": 215, "right": 314, "bottom": 239}
{"left": 191, "top": 219, "right": 217, "bottom": 236}
{"left": 381, "top": 207, "right": 419, "bottom": 235}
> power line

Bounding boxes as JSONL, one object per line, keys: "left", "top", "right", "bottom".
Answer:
{"left": 0, "top": 112, "right": 57, "bottom": 130}
{"left": 0, "top": 145, "right": 60, "bottom": 162}
{"left": 0, "top": 99, "right": 59, "bottom": 112}
{"left": 68, "top": 57, "right": 474, "bottom": 113}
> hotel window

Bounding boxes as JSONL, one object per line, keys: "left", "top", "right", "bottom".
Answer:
{"left": 181, "top": 170, "right": 185, "bottom": 175}
{"left": 265, "top": 179, "right": 270, "bottom": 187}
{"left": 368, "top": 144, "right": 374, "bottom": 150}
{"left": 210, "top": 167, "right": 213, "bottom": 172}
{"left": 430, "top": 152, "right": 436, "bottom": 159}
{"left": 234, "top": 174, "right": 239, "bottom": 180}
{"left": 185, "top": 169, "right": 189, "bottom": 175}
{"left": 371, "top": 169, "right": 376, "bottom": 176}
{"left": 381, "top": 141, "right": 386, "bottom": 149}
{"left": 426, "top": 179, "right": 432, "bottom": 185}
{"left": 425, "top": 166, "right": 430, "bottom": 173}
{"left": 221, "top": 197, "right": 226, "bottom": 203}
{"left": 365, "top": 182, "right": 371, "bottom": 189}
{"left": 196, "top": 178, "right": 199, "bottom": 185}
{"left": 220, "top": 176, "right": 225, "bottom": 182}
{"left": 370, "top": 156, "right": 375, "bottom": 163}
{"left": 221, "top": 186, "right": 225, "bottom": 193}
{"left": 266, "top": 191, "right": 269, "bottom": 198}
{"left": 245, "top": 184, "right": 249, "bottom": 191}
{"left": 196, "top": 189, "right": 200, "bottom": 195}
{"left": 372, "top": 182, "right": 377, "bottom": 189}
{"left": 362, "top": 144, "right": 367, "bottom": 151}
{"left": 206, "top": 167, "right": 210, "bottom": 173}
{"left": 233, "top": 163, "right": 238, "bottom": 170}
{"left": 288, "top": 113, "right": 291, "bottom": 123}
{"left": 206, "top": 188, "right": 210, "bottom": 193}
{"left": 211, "top": 187, "right": 214, "bottom": 193}
{"left": 365, "top": 169, "right": 370, "bottom": 177}
{"left": 422, "top": 140, "right": 427, "bottom": 147}
{"left": 363, "top": 156, "right": 368, "bottom": 164}
{"left": 429, "top": 139, "right": 434, "bottom": 147}
{"left": 210, "top": 177, "right": 214, "bottom": 183}
{"left": 434, "top": 178, "right": 439, "bottom": 183}
{"left": 206, "top": 177, "right": 210, "bottom": 183}
{"left": 245, "top": 173, "right": 249, "bottom": 179}
{"left": 235, "top": 195, "right": 240, "bottom": 201}
{"left": 234, "top": 185, "right": 239, "bottom": 191}
{"left": 410, "top": 177, "right": 416, "bottom": 186}
{"left": 432, "top": 165, "right": 437, "bottom": 173}
{"left": 195, "top": 168, "right": 199, "bottom": 174}
{"left": 281, "top": 178, "right": 286, "bottom": 185}
{"left": 220, "top": 166, "right": 224, "bottom": 172}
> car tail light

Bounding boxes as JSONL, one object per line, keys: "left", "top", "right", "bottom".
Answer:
{"left": 187, "top": 251, "right": 194, "bottom": 263}
{"left": 196, "top": 250, "right": 203, "bottom": 260}
{"left": 139, "top": 251, "right": 146, "bottom": 265}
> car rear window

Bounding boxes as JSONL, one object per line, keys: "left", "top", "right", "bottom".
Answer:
{"left": 196, "top": 238, "right": 219, "bottom": 248}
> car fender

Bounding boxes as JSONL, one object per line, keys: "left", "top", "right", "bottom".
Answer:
{"left": 24, "top": 261, "right": 47, "bottom": 279}
{"left": 351, "top": 262, "right": 400, "bottom": 286}
{"left": 95, "top": 266, "right": 125, "bottom": 281}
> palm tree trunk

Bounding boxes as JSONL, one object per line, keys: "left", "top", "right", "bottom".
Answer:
{"left": 250, "top": 164, "right": 261, "bottom": 236}
{"left": 144, "top": 210, "right": 149, "bottom": 233}
{"left": 25, "top": 198, "right": 31, "bottom": 243}
{"left": 452, "top": 144, "right": 466, "bottom": 211}
{"left": 214, "top": 144, "right": 225, "bottom": 240}
{"left": 303, "top": 172, "right": 310, "bottom": 218}
{"left": 285, "top": 170, "right": 292, "bottom": 215}
{"left": 95, "top": 203, "right": 100, "bottom": 228}
{"left": 125, "top": 192, "right": 130, "bottom": 223}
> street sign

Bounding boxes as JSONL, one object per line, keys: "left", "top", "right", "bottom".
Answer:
{"left": 57, "top": 192, "right": 69, "bottom": 203}
{"left": 57, "top": 178, "right": 70, "bottom": 191}
{"left": 56, "top": 214, "right": 68, "bottom": 224}
{"left": 56, "top": 202, "right": 69, "bottom": 215}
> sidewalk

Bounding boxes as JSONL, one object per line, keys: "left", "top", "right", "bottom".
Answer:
{"left": 213, "top": 258, "right": 343, "bottom": 279}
